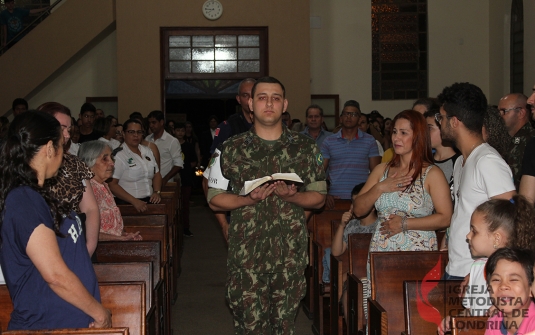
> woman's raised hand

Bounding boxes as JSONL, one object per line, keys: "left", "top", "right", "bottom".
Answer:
{"left": 377, "top": 172, "right": 412, "bottom": 194}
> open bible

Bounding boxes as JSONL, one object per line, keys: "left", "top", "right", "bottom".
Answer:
{"left": 239, "top": 173, "right": 304, "bottom": 196}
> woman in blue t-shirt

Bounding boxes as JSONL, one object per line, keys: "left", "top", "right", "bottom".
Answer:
{"left": 0, "top": 112, "right": 111, "bottom": 330}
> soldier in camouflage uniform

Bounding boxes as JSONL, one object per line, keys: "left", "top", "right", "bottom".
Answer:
{"left": 498, "top": 93, "right": 535, "bottom": 189}
{"left": 206, "top": 77, "right": 327, "bottom": 334}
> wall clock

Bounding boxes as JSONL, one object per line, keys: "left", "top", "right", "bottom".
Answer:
{"left": 202, "top": 0, "right": 223, "bottom": 21}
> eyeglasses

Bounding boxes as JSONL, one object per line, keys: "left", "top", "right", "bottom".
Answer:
{"left": 435, "top": 113, "right": 453, "bottom": 123}
{"left": 125, "top": 130, "right": 144, "bottom": 135}
{"left": 498, "top": 106, "right": 522, "bottom": 115}
{"left": 341, "top": 112, "right": 359, "bottom": 118}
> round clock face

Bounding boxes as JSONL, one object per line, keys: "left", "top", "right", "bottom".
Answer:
{"left": 202, "top": 0, "right": 223, "bottom": 20}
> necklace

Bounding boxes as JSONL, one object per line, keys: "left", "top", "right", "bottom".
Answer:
{"left": 456, "top": 142, "right": 483, "bottom": 199}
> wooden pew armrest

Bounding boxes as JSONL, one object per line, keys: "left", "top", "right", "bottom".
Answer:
{"left": 368, "top": 299, "right": 388, "bottom": 335}
{"left": 347, "top": 274, "right": 369, "bottom": 335}
{"left": 3, "top": 328, "right": 130, "bottom": 335}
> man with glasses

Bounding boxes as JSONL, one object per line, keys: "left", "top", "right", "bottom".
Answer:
{"left": 320, "top": 100, "right": 381, "bottom": 209}
{"left": 300, "top": 104, "right": 332, "bottom": 147}
{"left": 78, "top": 103, "right": 100, "bottom": 143}
{"left": 437, "top": 82, "right": 516, "bottom": 281}
{"left": 497, "top": 93, "right": 535, "bottom": 189}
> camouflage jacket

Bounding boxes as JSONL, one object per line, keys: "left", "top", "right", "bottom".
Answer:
{"left": 209, "top": 126, "right": 326, "bottom": 273}
{"left": 507, "top": 122, "right": 535, "bottom": 189}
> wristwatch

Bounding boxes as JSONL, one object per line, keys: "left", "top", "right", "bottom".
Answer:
{"left": 155, "top": 191, "right": 161, "bottom": 195}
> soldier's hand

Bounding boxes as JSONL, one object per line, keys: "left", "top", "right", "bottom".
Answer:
{"left": 273, "top": 181, "right": 298, "bottom": 200}
{"left": 249, "top": 183, "right": 276, "bottom": 201}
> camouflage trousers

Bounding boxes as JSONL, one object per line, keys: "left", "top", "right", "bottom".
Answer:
{"left": 226, "top": 269, "right": 306, "bottom": 335}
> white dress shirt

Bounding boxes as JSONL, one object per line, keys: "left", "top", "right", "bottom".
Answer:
{"left": 145, "top": 131, "right": 184, "bottom": 178}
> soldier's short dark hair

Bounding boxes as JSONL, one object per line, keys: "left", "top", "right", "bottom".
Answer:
{"left": 251, "top": 77, "right": 286, "bottom": 98}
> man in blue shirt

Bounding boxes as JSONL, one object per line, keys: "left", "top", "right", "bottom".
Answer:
{"left": 321, "top": 100, "right": 381, "bottom": 209}
{"left": 1, "top": 0, "right": 48, "bottom": 48}
{"left": 300, "top": 104, "right": 332, "bottom": 147}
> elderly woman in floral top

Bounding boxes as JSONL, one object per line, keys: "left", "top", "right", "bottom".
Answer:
{"left": 78, "top": 141, "right": 142, "bottom": 241}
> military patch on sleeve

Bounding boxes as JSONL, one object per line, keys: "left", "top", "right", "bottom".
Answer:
{"left": 207, "top": 149, "right": 229, "bottom": 190}
{"left": 316, "top": 153, "right": 324, "bottom": 166}
{"left": 208, "top": 152, "right": 219, "bottom": 168}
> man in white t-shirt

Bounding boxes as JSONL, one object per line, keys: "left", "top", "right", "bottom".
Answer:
{"left": 146, "top": 110, "right": 184, "bottom": 186}
{"left": 437, "top": 82, "right": 516, "bottom": 280}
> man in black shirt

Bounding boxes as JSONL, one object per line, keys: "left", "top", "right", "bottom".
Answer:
{"left": 78, "top": 103, "right": 100, "bottom": 143}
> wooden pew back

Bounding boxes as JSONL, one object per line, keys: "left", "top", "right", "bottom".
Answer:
{"left": 122, "top": 215, "right": 168, "bottom": 263}
{"left": 330, "top": 199, "right": 353, "bottom": 211}
{"left": 368, "top": 299, "right": 388, "bottom": 335}
{"left": 346, "top": 233, "right": 373, "bottom": 334}
{"left": 369, "top": 251, "right": 449, "bottom": 335}
{"left": 94, "top": 241, "right": 162, "bottom": 287}
{"left": 403, "top": 280, "right": 464, "bottom": 335}
{"left": 3, "top": 329, "right": 129, "bottom": 335}
{"left": 0, "top": 282, "right": 145, "bottom": 335}
{"left": 311, "top": 210, "right": 347, "bottom": 335}
{"left": 0, "top": 283, "right": 13, "bottom": 332}
{"left": 99, "top": 282, "right": 145, "bottom": 335}
{"left": 93, "top": 262, "right": 153, "bottom": 309}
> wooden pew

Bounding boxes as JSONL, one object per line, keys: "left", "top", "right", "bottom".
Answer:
{"left": 93, "top": 262, "right": 158, "bottom": 335}
{"left": 160, "top": 193, "right": 181, "bottom": 303}
{"left": 305, "top": 200, "right": 352, "bottom": 320}
{"left": 312, "top": 210, "right": 348, "bottom": 335}
{"left": 451, "top": 315, "right": 488, "bottom": 335}
{"left": 329, "top": 220, "right": 348, "bottom": 335}
{"left": 122, "top": 215, "right": 168, "bottom": 270}
{"left": 4, "top": 329, "right": 130, "bottom": 335}
{"left": 94, "top": 241, "right": 168, "bottom": 335}
{"left": 118, "top": 199, "right": 180, "bottom": 305}
{"left": 368, "top": 299, "right": 387, "bottom": 335}
{"left": 403, "top": 280, "right": 463, "bottom": 335}
{"left": 99, "top": 282, "right": 146, "bottom": 335}
{"left": 0, "top": 282, "right": 145, "bottom": 335}
{"left": 346, "top": 233, "right": 373, "bottom": 335}
{"left": 367, "top": 251, "right": 449, "bottom": 335}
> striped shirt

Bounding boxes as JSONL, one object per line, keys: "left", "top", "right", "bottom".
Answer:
{"left": 321, "top": 129, "right": 380, "bottom": 199}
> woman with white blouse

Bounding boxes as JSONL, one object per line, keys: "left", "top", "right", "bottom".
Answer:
{"left": 108, "top": 119, "right": 162, "bottom": 213}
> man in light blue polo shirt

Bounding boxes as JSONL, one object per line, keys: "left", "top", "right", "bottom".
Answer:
{"left": 321, "top": 100, "right": 381, "bottom": 209}
{"left": 300, "top": 104, "right": 332, "bottom": 147}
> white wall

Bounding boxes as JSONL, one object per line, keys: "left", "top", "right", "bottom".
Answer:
{"left": 25, "top": 1, "right": 535, "bottom": 120}
{"left": 27, "top": 29, "right": 117, "bottom": 116}
{"left": 310, "top": 0, "right": 501, "bottom": 118}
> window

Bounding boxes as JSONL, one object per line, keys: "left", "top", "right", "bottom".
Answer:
{"left": 510, "top": 0, "right": 523, "bottom": 93}
{"left": 162, "top": 27, "right": 268, "bottom": 80}
{"left": 372, "top": 0, "right": 428, "bottom": 100}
